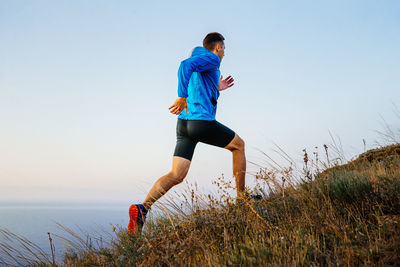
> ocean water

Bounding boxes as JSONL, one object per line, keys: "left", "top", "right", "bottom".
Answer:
{"left": 0, "top": 202, "right": 129, "bottom": 264}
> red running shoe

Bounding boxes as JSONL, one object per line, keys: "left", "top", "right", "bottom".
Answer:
{"left": 128, "top": 204, "right": 147, "bottom": 234}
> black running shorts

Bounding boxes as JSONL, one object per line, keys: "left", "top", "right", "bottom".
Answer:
{"left": 173, "top": 119, "right": 236, "bottom": 161}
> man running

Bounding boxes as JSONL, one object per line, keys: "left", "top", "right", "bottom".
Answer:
{"left": 128, "top": 32, "right": 246, "bottom": 234}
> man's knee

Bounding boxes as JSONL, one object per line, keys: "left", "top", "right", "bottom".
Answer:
{"left": 236, "top": 137, "right": 245, "bottom": 151}
{"left": 168, "top": 169, "right": 188, "bottom": 185}
{"left": 225, "top": 134, "right": 245, "bottom": 152}
{"left": 168, "top": 156, "right": 191, "bottom": 185}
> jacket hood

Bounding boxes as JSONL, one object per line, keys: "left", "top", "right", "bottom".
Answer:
{"left": 191, "top": 46, "right": 220, "bottom": 63}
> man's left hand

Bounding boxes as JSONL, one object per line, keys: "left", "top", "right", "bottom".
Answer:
{"left": 218, "top": 75, "right": 234, "bottom": 91}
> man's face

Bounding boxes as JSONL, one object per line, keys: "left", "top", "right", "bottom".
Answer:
{"left": 215, "top": 42, "right": 225, "bottom": 61}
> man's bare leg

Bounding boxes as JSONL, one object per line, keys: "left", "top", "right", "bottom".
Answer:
{"left": 142, "top": 156, "right": 191, "bottom": 210}
{"left": 224, "top": 133, "right": 246, "bottom": 196}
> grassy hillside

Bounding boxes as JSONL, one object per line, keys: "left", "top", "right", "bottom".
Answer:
{"left": 58, "top": 144, "right": 400, "bottom": 266}
{"left": 3, "top": 144, "right": 400, "bottom": 266}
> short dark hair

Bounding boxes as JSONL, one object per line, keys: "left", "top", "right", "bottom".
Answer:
{"left": 203, "top": 32, "right": 225, "bottom": 51}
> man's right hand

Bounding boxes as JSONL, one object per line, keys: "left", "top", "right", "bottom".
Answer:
{"left": 168, "top": 97, "right": 188, "bottom": 115}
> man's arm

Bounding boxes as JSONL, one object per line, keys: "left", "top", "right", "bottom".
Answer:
{"left": 177, "top": 53, "right": 220, "bottom": 98}
{"left": 170, "top": 52, "right": 220, "bottom": 115}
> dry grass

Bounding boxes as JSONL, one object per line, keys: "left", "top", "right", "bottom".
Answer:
{"left": 1, "top": 144, "right": 400, "bottom": 266}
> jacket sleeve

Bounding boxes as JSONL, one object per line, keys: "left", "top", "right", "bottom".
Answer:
{"left": 177, "top": 54, "right": 220, "bottom": 98}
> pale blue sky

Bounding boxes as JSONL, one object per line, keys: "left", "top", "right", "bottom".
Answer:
{"left": 1, "top": 0, "right": 399, "bottom": 203}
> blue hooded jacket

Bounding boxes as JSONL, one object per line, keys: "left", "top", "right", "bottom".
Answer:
{"left": 177, "top": 46, "right": 221, "bottom": 121}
